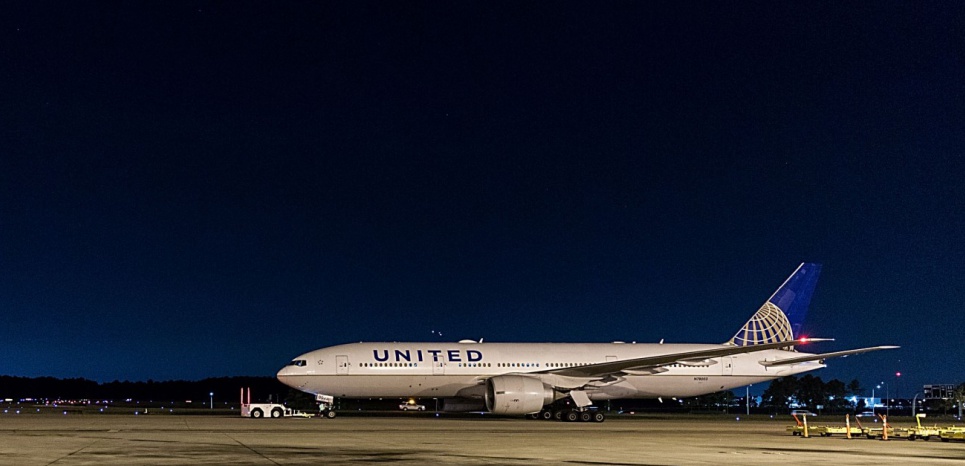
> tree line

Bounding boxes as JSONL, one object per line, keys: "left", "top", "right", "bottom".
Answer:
{"left": 4, "top": 374, "right": 963, "bottom": 417}
{"left": 0, "top": 376, "right": 288, "bottom": 403}
{"left": 760, "top": 374, "right": 857, "bottom": 412}
{"left": 760, "top": 375, "right": 965, "bottom": 416}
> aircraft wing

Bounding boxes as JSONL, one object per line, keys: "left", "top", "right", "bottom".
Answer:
{"left": 758, "top": 345, "right": 899, "bottom": 367}
{"left": 541, "top": 338, "right": 832, "bottom": 378}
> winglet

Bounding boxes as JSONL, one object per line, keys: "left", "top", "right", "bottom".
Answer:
{"left": 728, "top": 263, "right": 822, "bottom": 347}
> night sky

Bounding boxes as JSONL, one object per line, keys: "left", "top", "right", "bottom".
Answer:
{"left": 2, "top": 2, "right": 963, "bottom": 397}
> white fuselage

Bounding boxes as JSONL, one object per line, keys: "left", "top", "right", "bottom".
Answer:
{"left": 276, "top": 341, "right": 823, "bottom": 400}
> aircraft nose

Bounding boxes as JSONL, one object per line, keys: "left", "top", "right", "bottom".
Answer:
{"left": 277, "top": 366, "right": 295, "bottom": 388}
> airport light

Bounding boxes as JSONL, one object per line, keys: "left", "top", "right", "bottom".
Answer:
{"left": 746, "top": 385, "right": 752, "bottom": 416}
{"left": 872, "top": 384, "right": 880, "bottom": 414}
{"left": 209, "top": 392, "right": 214, "bottom": 410}
{"left": 894, "top": 372, "right": 901, "bottom": 405}
{"left": 880, "top": 381, "right": 889, "bottom": 417}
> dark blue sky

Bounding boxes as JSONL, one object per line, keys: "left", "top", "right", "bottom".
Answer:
{"left": 2, "top": 2, "right": 962, "bottom": 396}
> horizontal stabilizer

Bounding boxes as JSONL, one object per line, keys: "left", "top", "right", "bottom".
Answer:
{"left": 759, "top": 345, "right": 899, "bottom": 367}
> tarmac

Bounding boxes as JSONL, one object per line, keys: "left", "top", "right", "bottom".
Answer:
{"left": 1, "top": 414, "right": 963, "bottom": 465}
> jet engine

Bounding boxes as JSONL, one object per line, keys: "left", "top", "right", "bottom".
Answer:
{"left": 484, "top": 375, "right": 557, "bottom": 415}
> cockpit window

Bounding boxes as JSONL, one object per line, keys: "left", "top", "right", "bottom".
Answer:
{"left": 287, "top": 359, "right": 307, "bottom": 367}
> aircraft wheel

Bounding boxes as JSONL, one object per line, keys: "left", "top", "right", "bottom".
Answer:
{"left": 325, "top": 410, "right": 337, "bottom": 419}
{"left": 251, "top": 409, "right": 263, "bottom": 419}
{"left": 554, "top": 410, "right": 562, "bottom": 421}
{"left": 540, "top": 410, "right": 553, "bottom": 420}
{"left": 564, "top": 411, "right": 579, "bottom": 422}
{"left": 593, "top": 412, "right": 606, "bottom": 423}
{"left": 526, "top": 413, "right": 539, "bottom": 420}
{"left": 271, "top": 408, "right": 283, "bottom": 418}
{"left": 580, "top": 412, "right": 592, "bottom": 422}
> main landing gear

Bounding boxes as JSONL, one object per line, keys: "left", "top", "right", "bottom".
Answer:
{"left": 529, "top": 408, "right": 605, "bottom": 422}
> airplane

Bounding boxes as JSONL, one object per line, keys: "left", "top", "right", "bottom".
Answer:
{"left": 277, "top": 263, "right": 897, "bottom": 422}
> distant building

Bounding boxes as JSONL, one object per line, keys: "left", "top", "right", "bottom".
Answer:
{"left": 924, "top": 384, "right": 957, "bottom": 399}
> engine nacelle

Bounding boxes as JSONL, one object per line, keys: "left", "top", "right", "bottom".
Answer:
{"left": 484, "top": 375, "right": 557, "bottom": 415}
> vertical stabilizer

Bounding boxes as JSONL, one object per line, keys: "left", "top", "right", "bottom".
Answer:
{"left": 727, "top": 263, "right": 822, "bottom": 347}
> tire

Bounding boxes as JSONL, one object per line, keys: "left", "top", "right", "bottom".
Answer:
{"left": 580, "top": 412, "right": 592, "bottom": 422}
{"left": 540, "top": 410, "right": 553, "bottom": 421}
{"left": 564, "top": 411, "right": 579, "bottom": 422}
{"left": 554, "top": 410, "right": 562, "bottom": 421}
{"left": 251, "top": 409, "right": 263, "bottom": 419}
{"left": 325, "top": 410, "right": 337, "bottom": 419}
{"left": 593, "top": 412, "right": 605, "bottom": 423}
{"left": 271, "top": 408, "right": 283, "bottom": 418}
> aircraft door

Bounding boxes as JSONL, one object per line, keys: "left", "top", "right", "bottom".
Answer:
{"left": 432, "top": 356, "right": 445, "bottom": 375}
{"left": 336, "top": 355, "right": 349, "bottom": 375}
{"left": 721, "top": 356, "right": 733, "bottom": 376}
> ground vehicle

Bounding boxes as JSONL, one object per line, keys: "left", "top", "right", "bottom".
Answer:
{"left": 399, "top": 400, "right": 426, "bottom": 411}
{"left": 855, "top": 411, "right": 875, "bottom": 417}
{"left": 315, "top": 394, "right": 337, "bottom": 418}
{"left": 240, "top": 388, "right": 314, "bottom": 418}
{"left": 791, "top": 410, "right": 817, "bottom": 417}
{"left": 244, "top": 403, "right": 311, "bottom": 418}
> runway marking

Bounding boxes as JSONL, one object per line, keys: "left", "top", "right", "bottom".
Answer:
{"left": 223, "top": 433, "right": 281, "bottom": 465}
{"left": 45, "top": 439, "right": 101, "bottom": 465}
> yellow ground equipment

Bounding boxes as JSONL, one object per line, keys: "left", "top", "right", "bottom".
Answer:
{"left": 794, "top": 414, "right": 868, "bottom": 438}
{"left": 812, "top": 424, "right": 863, "bottom": 437}
{"left": 786, "top": 413, "right": 806, "bottom": 436}
{"left": 940, "top": 426, "right": 965, "bottom": 442}
{"left": 855, "top": 414, "right": 896, "bottom": 440}
{"left": 906, "top": 414, "right": 943, "bottom": 441}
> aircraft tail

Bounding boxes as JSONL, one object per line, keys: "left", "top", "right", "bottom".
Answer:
{"left": 727, "top": 263, "right": 821, "bottom": 347}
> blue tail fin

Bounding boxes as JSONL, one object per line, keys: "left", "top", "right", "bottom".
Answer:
{"left": 727, "top": 263, "right": 822, "bottom": 347}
